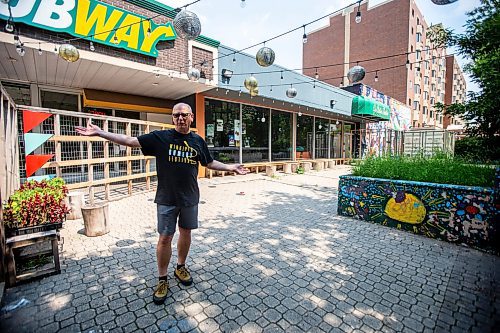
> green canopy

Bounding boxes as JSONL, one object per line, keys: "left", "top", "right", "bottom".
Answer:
{"left": 351, "top": 95, "right": 391, "bottom": 121}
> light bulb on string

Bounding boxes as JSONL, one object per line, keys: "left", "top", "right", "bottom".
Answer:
{"left": 89, "top": 41, "right": 95, "bottom": 52}
{"left": 280, "top": 71, "right": 283, "bottom": 80}
{"left": 375, "top": 71, "right": 379, "bottom": 82}
{"left": 13, "top": 34, "right": 20, "bottom": 46}
{"left": 302, "top": 25, "right": 308, "bottom": 44}
{"left": 5, "top": 19, "right": 14, "bottom": 33}
{"left": 315, "top": 68, "right": 319, "bottom": 80}
{"left": 240, "top": 0, "right": 246, "bottom": 8}
{"left": 298, "top": 112, "right": 302, "bottom": 117}
{"left": 355, "top": 1, "right": 362, "bottom": 24}
{"left": 38, "top": 43, "right": 42, "bottom": 56}
{"left": 113, "top": 31, "right": 118, "bottom": 44}
{"left": 147, "top": 19, "right": 152, "bottom": 37}
{"left": 336, "top": 120, "right": 340, "bottom": 125}
{"left": 261, "top": 117, "right": 266, "bottom": 123}
{"left": 406, "top": 57, "right": 411, "bottom": 69}
{"left": 313, "top": 81, "right": 316, "bottom": 88}
{"left": 54, "top": 44, "right": 58, "bottom": 53}
{"left": 232, "top": 53, "right": 236, "bottom": 63}
{"left": 270, "top": 86, "right": 273, "bottom": 92}
{"left": 16, "top": 43, "right": 25, "bottom": 57}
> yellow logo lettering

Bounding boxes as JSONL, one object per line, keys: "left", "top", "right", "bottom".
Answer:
{"left": 75, "top": 0, "right": 123, "bottom": 42}
{"left": 115, "top": 14, "right": 141, "bottom": 49}
{"left": 140, "top": 21, "right": 176, "bottom": 53}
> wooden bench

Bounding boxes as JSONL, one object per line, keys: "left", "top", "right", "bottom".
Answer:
{"left": 5, "top": 230, "right": 61, "bottom": 286}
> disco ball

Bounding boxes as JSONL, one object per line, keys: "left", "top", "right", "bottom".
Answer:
{"left": 188, "top": 67, "right": 200, "bottom": 81}
{"left": 58, "top": 44, "right": 79, "bottom": 62}
{"left": 347, "top": 65, "right": 365, "bottom": 84}
{"left": 244, "top": 76, "right": 258, "bottom": 92}
{"left": 286, "top": 87, "right": 297, "bottom": 98}
{"left": 250, "top": 87, "right": 259, "bottom": 97}
{"left": 431, "top": 0, "right": 458, "bottom": 5}
{"left": 256, "top": 47, "right": 275, "bottom": 67}
{"left": 173, "top": 10, "right": 202, "bottom": 40}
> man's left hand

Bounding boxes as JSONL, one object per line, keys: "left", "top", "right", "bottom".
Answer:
{"left": 231, "top": 164, "right": 249, "bottom": 175}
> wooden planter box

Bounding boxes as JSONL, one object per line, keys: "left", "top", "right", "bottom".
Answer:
{"left": 5, "top": 222, "right": 63, "bottom": 238}
{"left": 338, "top": 175, "right": 499, "bottom": 253}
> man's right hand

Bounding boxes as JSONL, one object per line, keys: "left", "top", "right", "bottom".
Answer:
{"left": 75, "top": 120, "right": 102, "bottom": 136}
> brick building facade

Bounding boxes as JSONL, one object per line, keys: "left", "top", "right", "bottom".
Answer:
{"left": 443, "top": 55, "right": 467, "bottom": 129}
{"left": 303, "top": 0, "right": 462, "bottom": 129}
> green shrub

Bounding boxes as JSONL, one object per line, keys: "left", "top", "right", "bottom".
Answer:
{"left": 455, "top": 136, "right": 500, "bottom": 163}
{"left": 352, "top": 154, "right": 496, "bottom": 187}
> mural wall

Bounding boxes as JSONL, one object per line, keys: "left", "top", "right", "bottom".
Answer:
{"left": 338, "top": 175, "right": 499, "bottom": 253}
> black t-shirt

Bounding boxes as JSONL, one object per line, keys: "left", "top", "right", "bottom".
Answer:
{"left": 137, "top": 129, "right": 213, "bottom": 207}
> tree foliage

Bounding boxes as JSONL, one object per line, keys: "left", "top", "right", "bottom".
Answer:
{"left": 430, "top": 0, "right": 500, "bottom": 138}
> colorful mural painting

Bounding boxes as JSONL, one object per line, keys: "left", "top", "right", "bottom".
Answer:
{"left": 338, "top": 175, "right": 499, "bottom": 253}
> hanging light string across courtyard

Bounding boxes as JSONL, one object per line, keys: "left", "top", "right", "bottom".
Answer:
{"left": 218, "top": 45, "right": 445, "bottom": 77}
{"left": 222, "top": 54, "right": 453, "bottom": 93}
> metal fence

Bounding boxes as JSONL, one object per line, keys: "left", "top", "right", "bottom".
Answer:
{"left": 19, "top": 106, "right": 178, "bottom": 205}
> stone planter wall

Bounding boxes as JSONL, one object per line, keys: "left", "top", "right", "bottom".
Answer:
{"left": 338, "top": 175, "right": 499, "bottom": 253}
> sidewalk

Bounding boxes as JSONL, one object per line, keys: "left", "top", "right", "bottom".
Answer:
{"left": 1, "top": 167, "right": 498, "bottom": 332}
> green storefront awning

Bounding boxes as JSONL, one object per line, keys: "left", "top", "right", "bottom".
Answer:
{"left": 351, "top": 95, "right": 391, "bottom": 121}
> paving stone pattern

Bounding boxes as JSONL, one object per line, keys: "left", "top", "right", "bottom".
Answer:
{"left": 1, "top": 167, "right": 498, "bottom": 332}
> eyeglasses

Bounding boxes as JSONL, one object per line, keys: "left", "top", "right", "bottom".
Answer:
{"left": 172, "top": 112, "right": 192, "bottom": 119}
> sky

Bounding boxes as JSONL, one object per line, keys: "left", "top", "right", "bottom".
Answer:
{"left": 156, "top": 0, "right": 481, "bottom": 92}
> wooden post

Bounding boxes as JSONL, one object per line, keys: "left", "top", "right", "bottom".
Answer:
{"left": 145, "top": 124, "right": 150, "bottom": 190}
{"left": 54, "top": 114, "right": 62, "bottom": 177}
{"left": 103, "top": 120, "right": 110, "bottom": 200}
{"left": 82, "top": 203, "right": 110, "bottom": 237}
{"left": 126, "top": 122, "right": 132, "bottom": 196}
{"left": 87, "top": 132, "right": 94, "bottom": 206}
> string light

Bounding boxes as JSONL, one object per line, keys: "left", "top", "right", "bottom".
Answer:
{"left": 5, "top": 18, "right": 14, "bottom": 33}
{"left": 302, "top": 25, "right": 308, "bottom": 44}
{"left": 232, "top": 53, "right": 236, "bottom": 63}
{"left": 355, "top": 1, "right": 362, "bottom": 24}
{"left": 315, "top": 68, "right": 319, "bottom": 80}
{"left": 113, "top": 31, "right": 119, "bottom": 44}
{"left": 374, "top": 70, "right": 379, "bottom": 82}
{"left": 406, "top": 54, "right": 411, "bottom": 69}
{"left": 240, "top": 0, "right": 246, "bottom": 8}
{"left": 38, "top": 42, "right": 42, "bottom": 55}
{"left": 16, "top": 43, "right": 25, "bottom": 57}
{"left": 89, "top": 40, "right": 95, "bottom": 51}
{"left": 280, "top": 71, "right": 283, "bottom": 80}
{"left": 147, "top": 19, "right": 152, "bottom": 37}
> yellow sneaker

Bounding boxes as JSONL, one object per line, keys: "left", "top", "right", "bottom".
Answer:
{"left": 153, "top": 280, "right": 169, "bottom": 305}
{"left": 174, "top": 266, "right": 193, "bottom": 286}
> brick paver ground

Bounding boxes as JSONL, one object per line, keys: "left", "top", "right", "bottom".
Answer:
{"left": 1, "top": 167, "right": 498, "bottom": 332}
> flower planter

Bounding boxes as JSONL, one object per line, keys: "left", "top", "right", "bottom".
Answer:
{"left": 338, "top": 175, "right": 499, "bottom": 253}
{"left": 5, "top": 222, "right": 63, "bottom": 238}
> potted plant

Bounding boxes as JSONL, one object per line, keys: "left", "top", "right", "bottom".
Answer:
{"left": 2, "top": 178, "right": 70, "bottom": 237}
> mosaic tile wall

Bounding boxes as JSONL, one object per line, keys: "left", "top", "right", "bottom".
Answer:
{"left": 338, "top": 174, "right": 499, "bottom": 253}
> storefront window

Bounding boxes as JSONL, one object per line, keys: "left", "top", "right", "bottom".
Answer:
{"left": 242, "top": 105, "right": 269, "bottom": 162}
{"left": 1, "top": 81, "right": 31, "bottom": 105}
{"left": 205, "top": 99, "right": 240, "bottom": 163}
{"left": 315, "top": 118, "right": 330, "bottom": 159}
{"left": 296, "top": 114, "right": 313, "bottom": 159}
{"left": 271, "top": 110, "right": 292, "bottom": 161}
{"left": 329, "top": 121, "right": 342, "bottom": 158}
{"left": 40, "top": 90, "right": 79, "bottom": 111}
{"left": 343, "top": 123, "right": 354, "bottom": 158}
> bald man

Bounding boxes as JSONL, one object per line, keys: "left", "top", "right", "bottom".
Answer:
{"left": 76, "top": 103, "right": 248, "bottom": 305}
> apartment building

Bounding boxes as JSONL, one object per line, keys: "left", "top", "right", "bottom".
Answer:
{"left": 443, "top": 55, "right": 467, "bottom": 129}
{"left": 303, "top": 0, "right": 458, "bottom": 129}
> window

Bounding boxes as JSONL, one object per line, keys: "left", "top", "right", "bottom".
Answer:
{"left": 416, "top": 50, "right": 421, "bottom": 60}
{"left": 430, "top": 110, "right": 434, "bottom": 118}
{"left": 242, "top": 105, "right": 269, "bottom": 162}
{"left": 416, "top": 33, "right": 422, "bottom": 42}
{"left": 414, "top": 84, "right": 420, "bottom": 93}
{"left": 423, "top": 106, "right": 428, "bottom": 115}
{"left": 424, "top": 76, "right": 429, "bottom": 85}
{"left": 430, "top": 97, "right": 435, "bottom": 105}
{"left": 271, "top": 110, "right": 292, "bottom": 161}
{"left": 452, "top": 96, "right": 456, "bottom": 103}
{"left": 296, "top": 114, "right": 313, "bottom": 159}
{"left": 40, "top": 90, "right": 80, "bottom": 111}
{"left": 1, "top": 81, "right": 31, "bottom": 105}
{"left": 205, "top": 99, "right": 240, "bottom": 163}
{"left": 417, "top": 17, "right": 420, "bottom": 25}
{"left": 432, "top": 70, "right": 436, "bottom": 77}
{"left": 424, "top": 91, "right": 428, "bottom": 100}
{"left": 412, "top": 9, "right": 414, "bottom": 17}
{"left": 413, "top": 101, "right": 419, "bottom": 110}
{"left": 431, "top": 84, "right": 436, "bottom": 91}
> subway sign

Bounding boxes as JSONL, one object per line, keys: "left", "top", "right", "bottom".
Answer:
{"left": 0, "top": 0, "right": 177, "bottom": 57}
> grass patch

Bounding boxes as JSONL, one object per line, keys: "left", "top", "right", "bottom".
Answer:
{"left": 352, "top": 154, "right": 496, "bottom": 187}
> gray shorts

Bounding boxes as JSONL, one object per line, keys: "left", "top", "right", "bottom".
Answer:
{"left": 157, "top": 204, "right": 198, "bottom": 236}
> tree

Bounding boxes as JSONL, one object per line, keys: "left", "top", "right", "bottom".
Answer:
{"left": 430, "top": 0, "right": 500, "bottom": 139}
